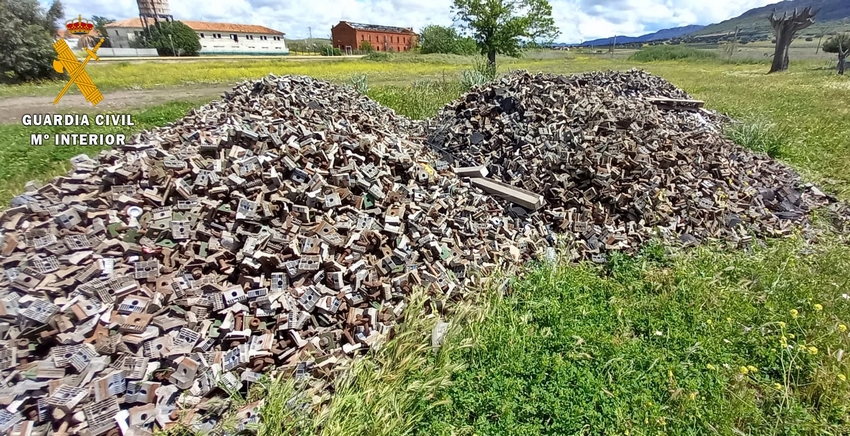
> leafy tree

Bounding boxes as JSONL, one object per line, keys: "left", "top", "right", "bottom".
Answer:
{"left": 452, "top": 0, "right": 559, "bottom": 66}
{"left": 0, "top": 0, "right": 64, "bottom": 83}
{"left": 148, "top": 20, "right": 201, "bottom": 56}
{"left": 420, "top": 24, "right": 478, "bottom": 55}
{"left": 359, "top": 40, "right": 374, "bottom": 52}
{"left": 822, "top": 33, "right": 850, "bottom": 75}
{"left": 91, "top": 15, "right": 114, "bottom": 47}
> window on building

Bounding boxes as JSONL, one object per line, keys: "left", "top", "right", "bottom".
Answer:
{"left": 200, "top": 33, "right": 204, "bottom": 38}
{"left": 114, "top": 30, "right": 119, "bottom": 36}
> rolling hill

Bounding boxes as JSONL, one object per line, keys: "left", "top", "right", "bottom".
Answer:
{"left": 580, "top": 25, "right": 705, "bottom": 46}
{"left": 691, "top": 0, "right": 850, "bottom": 38}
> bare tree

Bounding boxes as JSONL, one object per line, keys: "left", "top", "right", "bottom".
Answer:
{"left": 767, "top": 6, "right": 817, "bottom": 73}
{"left": 823, "top": 33, "right": 850, "bottom": 75}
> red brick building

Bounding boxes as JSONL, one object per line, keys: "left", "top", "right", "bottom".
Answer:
{"left": 331, "top": 21, "right": 416, "bottom": 52}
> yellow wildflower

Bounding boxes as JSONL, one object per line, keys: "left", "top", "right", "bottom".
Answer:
{"left": 814, "top": 304, "right": 823, "bottom": 311}
{"left": 740, "top": 366, "right": 749, "bottom": 374}
{"left": 706, "top": 319, "right": 712, "bottom": 325}
{"left": 839, "top": 324, "right": 847, "bottom": 333}
{"left": 688, "top": 392, "right": 697, "bottom": 401}
{"left": 808, "top": 346, "right": 818, "bottom": 355}
{"left": 774, "top": 383, "right": 783, "bottom": 390}
{"left": 839, "top": 374, "right": 847, "bottom": 382}
{"left": 789, "top": 334, "right": 795, "bottom": 339}
{"left": 778, "top": 321, "right": 786, "bottom": 329}
{"left": 706, "top": 364, "right": 716, "bottom": 370}
{"left": 790, "top": 309, "right": 799, "bottom": 319}
{"left": 781, "top": 336, "right": 788, "bottom": 348}
{"left": 747, "top": 365, "right": 758, "bottom": 373}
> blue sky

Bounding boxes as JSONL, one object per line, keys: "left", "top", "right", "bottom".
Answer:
{"left": 42, "top": 0, "right": 780, "bottom": 42}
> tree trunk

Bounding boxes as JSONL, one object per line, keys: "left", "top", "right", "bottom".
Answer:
{"left": 770, "top": 29, "right": 793, "bottom": 73}
{"left": 839, "top": 51, "right": 847, "bottom": 75}
{"left": 767, "top": 7, "right": 817, "bottom": 74}
{"left": 487, "top": 49, "right": 496, "bottom": 67}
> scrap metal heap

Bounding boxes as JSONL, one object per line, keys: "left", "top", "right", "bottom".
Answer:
{"left": 0, "top": 71, "right": 844, "bottom": 436}
{"left": 0, "top": 75, "right": 542, "bottom": 436}
{"left": 427, "top": 70, "right": 840, "bottom": 259}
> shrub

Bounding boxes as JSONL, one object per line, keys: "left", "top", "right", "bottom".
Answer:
{"left": 363, "top": 51, "right": 390, "bottom": 61}
{"left": 823, "top": 33, "right": 850, "bottom": 54}
{"left": 148, "top": 21, "right": 201, "bottom": 56}
{"left": 359, "top": 40, "right": 374, "bottom": 52}
{"left": 319, "top": 45, "right": 341, "bottom": 56}
{"left": 628, "top": 45, "right": 718, "bottom": 62}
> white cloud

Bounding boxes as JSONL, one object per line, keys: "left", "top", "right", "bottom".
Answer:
{"left": 43, "top": 0, "right": 778, "bottom": 42}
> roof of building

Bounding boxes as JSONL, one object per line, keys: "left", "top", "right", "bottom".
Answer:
{"left": 336, "top": 21, "right": 413, "bottom": 34}
{"left": 106, "top": 18, "right": 284, "bottom": 35}
{"left": 55, "top": 29, "right": 101, "bottom": 39}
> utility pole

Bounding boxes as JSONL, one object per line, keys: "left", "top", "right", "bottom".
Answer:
{"left": 816, "top": 33, "right": 823, "bottom": 54}
{"left": 610, "top": 35, "right": 617, "bottom": 58}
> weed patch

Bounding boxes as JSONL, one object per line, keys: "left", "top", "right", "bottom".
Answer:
{"left": 725, "top": 119, "right": 786, "bottom": 158}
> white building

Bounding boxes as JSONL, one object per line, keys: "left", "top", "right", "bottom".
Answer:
{"left": 104, "top": 19, "right": 289, "bottom": 55}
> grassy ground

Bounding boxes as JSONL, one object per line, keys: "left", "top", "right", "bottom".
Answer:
{"left": 0, "top": 100, "right": 206, "bottom": 203}
{"left": 417, "top": 236, "right": 850, "bottom": 435}
{"left": 2, "top": 52, "right": 850, "bottom": 435}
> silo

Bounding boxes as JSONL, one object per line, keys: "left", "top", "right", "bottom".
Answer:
{"left": 137, "top": 0, "right": 173, "bottom": 28}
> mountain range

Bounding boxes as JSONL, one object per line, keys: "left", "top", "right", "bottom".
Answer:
{"left": 572, "top": 0, "right": 850, "bottom": 46}
{"left": 579, "top": 25, "right": 705, "bottom": 47}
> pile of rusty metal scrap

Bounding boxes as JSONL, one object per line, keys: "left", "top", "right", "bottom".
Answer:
{"left": 426, "top": 70, "right": 838, "bottom": 260}
{"left": 0, "top": 75, "right": 545, "bottom": 436}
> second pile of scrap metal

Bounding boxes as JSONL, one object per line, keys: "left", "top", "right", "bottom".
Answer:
{"left": 427, "top": 70, "right": 841, "bottom": 260}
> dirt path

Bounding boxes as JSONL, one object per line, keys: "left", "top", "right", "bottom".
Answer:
{"left": 0, "top": 84, "right": 232, "bottom": 124}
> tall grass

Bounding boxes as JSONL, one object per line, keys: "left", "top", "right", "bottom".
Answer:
{"left": 367, "top": 80, "right": 465, "bottom": 119}
{"left": 459, "top": 57, "right": 498, "bottom": 89}
{"left": 629, "top": 45, "right": 718, "bottom": 62}
{"left": 725, "top": 119, "right": 786, "bottom": 158}
{"left": 252, "top": 287, "right": 494, "bottom": 436}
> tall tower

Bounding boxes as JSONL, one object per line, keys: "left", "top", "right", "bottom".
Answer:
{"left": 137, "top": 0, "right": 173, "bottom": 31}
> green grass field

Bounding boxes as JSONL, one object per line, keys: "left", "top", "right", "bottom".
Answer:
{"left": 2, "top": 51, "right": 850, "bottom": 435}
